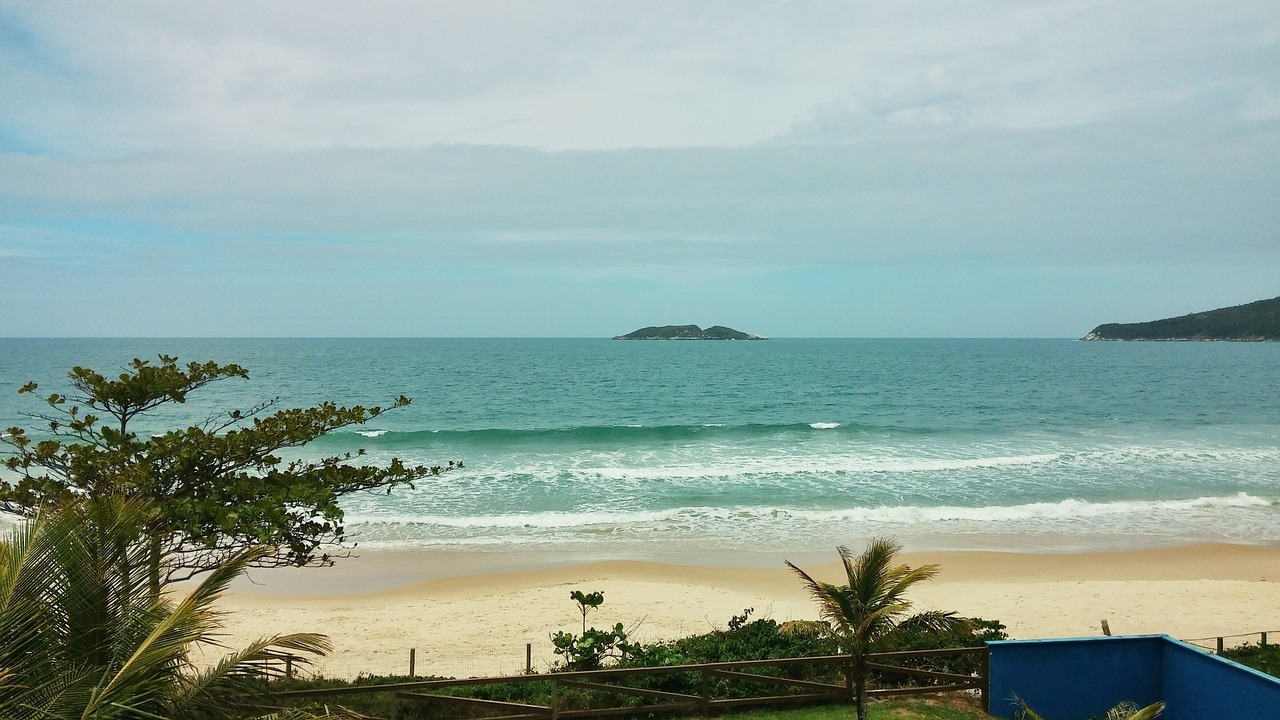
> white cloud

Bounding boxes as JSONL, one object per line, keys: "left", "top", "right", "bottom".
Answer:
{"left": 1, "top": 1, "right": 1277, "bottom": 337}
{"left": 4, "top": 1, "right": 1272, "bottom": 155}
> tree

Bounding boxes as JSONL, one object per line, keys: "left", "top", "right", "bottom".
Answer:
{"left": 0, "top": 355, "right": 459, "bottom": 589}
{"left": 569, "top": 590, "right": 604, "bottom": 634}
{"left": 786, "top": 538, "right": 961, "bottom": 720}
{"left": 0, "top": 494, "right": 332, "bottom": 719}
{"left": 550, "top": 591, "right": 638, "bottom": 671}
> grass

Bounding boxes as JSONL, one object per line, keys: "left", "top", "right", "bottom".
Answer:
{"left": 724, "top": 694, "right": 993, "bottom": 720}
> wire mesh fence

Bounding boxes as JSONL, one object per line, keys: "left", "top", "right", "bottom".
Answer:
{"left": 207, "top": 628, "right": 1280, "bottom": 682}
{"left": 303, "top": 647, "right": 538, "bottom": 680}
{"left": 193, "top": 640, "right": 554, "bottom": 681}
{"left": 1181, "top": 629, "right": 1278, "bottom": 654}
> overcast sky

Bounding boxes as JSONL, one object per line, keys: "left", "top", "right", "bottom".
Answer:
{"left": 2, "top": 1, "right": 1277, "bottom": 337}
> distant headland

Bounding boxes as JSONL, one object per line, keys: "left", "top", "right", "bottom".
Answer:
{"left": 613, "top": 324, "right": 767, "bottom": 340}
{"left": 1082, "top": 296, "right": 1280, "bottom": 341}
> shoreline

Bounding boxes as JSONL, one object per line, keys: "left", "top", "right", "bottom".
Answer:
{"left": 226, "top": 540, "right": 1280, "bottom": 596}
{"left": 210, "top": 542, "right": 1280, "bottom": 679}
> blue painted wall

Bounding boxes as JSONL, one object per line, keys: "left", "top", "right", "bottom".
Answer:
{"left": 986, "top": 636, "right": 1164, "bottom": 719}
{"left": 1159, "top": 639, "right": 1280, "bottom": 720}
{"left": 987, "top": 635, "right": 1280, "bottom": 720}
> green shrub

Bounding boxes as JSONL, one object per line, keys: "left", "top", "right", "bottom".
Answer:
{"left": 269, "top": 610, "right": 1006, "bottom": 718}
{"left": 872, "top": 617, "right": 1007, "bottom": 685}
{"left": 620, "top": 611, "right": 843, "bottom": 698}
{"left": 1222, "top": 642, "right": 1280, "bottom": 678}
{"left": 270, "top": 673, "right": 427, "bottom": 718}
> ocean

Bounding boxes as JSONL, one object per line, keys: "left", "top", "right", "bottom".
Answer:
{"left": 2, "top": 338, "right": 1278, "bottom": 557}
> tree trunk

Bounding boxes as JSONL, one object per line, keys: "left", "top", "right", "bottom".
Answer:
{"left": 147, "top": 533, "right": 162, "bottom": 598}
{"left": 855, "top": 657, "right": 868, "bottom": 720}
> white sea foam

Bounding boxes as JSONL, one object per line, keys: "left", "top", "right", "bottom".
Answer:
{"left": 343, "top": 493, "right": 1275, "bottom": 536}
{"left": 578, "top": 452, "right": 1063, "bottom": 482}
{"left": 355, "top": 430, "right": 388, "bottom": 438}
{"left": 347, "top": 508, "right": 678, "bottom": 529}
{"left": 810, "top": 422, "right": 841, "bottom": 429}
{"left": 782, "top": 492, "right": 1273, "bottom": 524}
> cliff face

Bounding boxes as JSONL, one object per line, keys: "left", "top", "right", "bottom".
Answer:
{"left": 613, "top": 325, "right": 766, "bottom": 340}
{"left": 1082, "top": 297, "right": 1280, "bottom": 341}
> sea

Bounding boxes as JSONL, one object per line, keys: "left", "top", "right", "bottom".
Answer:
{"left": 2, "top": 338, "right": 1278, "bottom": 558}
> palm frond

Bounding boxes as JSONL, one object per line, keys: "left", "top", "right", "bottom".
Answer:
{"left": 785, "top": 560, "right": 855, "bottom": 639}
{"left": 1129, "top": 702, "right": 1165, "bottom": 720}
{"left": 86, "top": 544, "right": 272, "bottom": 716}
{"left": 0, "top": 513, "right": 56, "bottom": 670}
{"left": 788, "top": 538, "right": 943, "bottom": 661}
{"left": 172, "top": 633, "right": 331, "bottom": 718}
{"left": 888, "top": 610, "right": 968, "bottom": 636}
{"left": 1010, "top": 694, "right": 1046, "bottom": 720}
{"left": 1105, "top": 700, "right": 1165, "bottom": 720}
{"left": 0, "top": 496, "right": 333, "bottom": 720}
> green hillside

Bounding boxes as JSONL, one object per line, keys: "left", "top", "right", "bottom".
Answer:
{"left": 1083, "top": 296, "right": 1280, "bottom": 341}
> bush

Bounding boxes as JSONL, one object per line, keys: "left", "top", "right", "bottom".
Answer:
{"left": 620, "top": 610, "right": 843, "bottom": 698}
{"left": 873, "top": 617, "right": 1007, "bottom": 685}
{"left": 649, "top": 610, "right": 841, "bottom": 665}
{"left": 269, "top": 610, "right": 1007, "bottom": 718}
{"left": 1222, "top": 642, "right": 1280, "bottom": 678}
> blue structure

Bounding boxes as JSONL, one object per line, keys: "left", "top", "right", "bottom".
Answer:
{"left": 986, "top": 635, "right": 1280, "bottom": 720}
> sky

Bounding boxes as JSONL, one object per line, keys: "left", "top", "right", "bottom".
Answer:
{"left": 1, "top": 1, "right": 1277, "bottom": 338}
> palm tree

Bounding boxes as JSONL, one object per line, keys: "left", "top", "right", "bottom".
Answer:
{"left": 787, "top": 537, "right": 957, "bottom": 720}
{"left": 0, "top": 495, "right": 331, "bottom": 719}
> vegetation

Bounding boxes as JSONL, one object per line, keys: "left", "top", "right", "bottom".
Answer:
{"left": 1, "top": 355, "right": 459, "bottom": 588}
{"left": 873, "top": 616, "right": 1006, "bottom": 682}
{"left": 273, "top": 597, "right": 1003, "bottom": 719}
{"left": 1222, "top": 641, "right": 1280, "bottom": 678}
{"left": 726, "top": 695, "right": 991, "bottom": 719}
{"left": 273, "top": 677, "right": 993, "bottom": 720}
{"left": 787, "top": 538, "right": 965, "bottom": 720}
{"left": 1083, "top": 296, "right": 1280, "bottom": 341}
{"left": 0, "top": 495, "right": 332, "bottom": 719}
{"left": 0, "top": 357, "right": 1006, "bottom": 719}
{"left": 549, "top": 589, "right": 639, "bottom": 671}
{"left": 0, "top": 355, "right": 457, "bottom": 717}
{"left": 613, "top": 324, "right": 765, "bottom": 340}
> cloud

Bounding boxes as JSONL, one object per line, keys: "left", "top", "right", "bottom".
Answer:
{"left": 3, "top": 1, "right": 1275, "bottom": 155}
{"left": 3, "top": 109, "right": 1276, "bottom": 274}
{"left": 1, "top": 1, "right": 1277, "bottom": 337}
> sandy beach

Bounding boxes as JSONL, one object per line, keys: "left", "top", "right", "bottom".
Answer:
{"left": 203, "top": 543, "right": 1280, "bottom": 680}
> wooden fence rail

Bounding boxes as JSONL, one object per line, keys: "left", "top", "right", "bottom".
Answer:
{"left": 270, "top": 647, "right": 988, "bottom": 719}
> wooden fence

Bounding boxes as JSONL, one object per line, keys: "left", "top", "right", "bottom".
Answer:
{"left": 1182, "top": 629, "right": 1278, "bottom": 655}
{"left": 271, "top": 646, "right": 987, "bottom": 719}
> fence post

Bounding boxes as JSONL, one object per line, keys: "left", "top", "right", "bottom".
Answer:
{"left": 284, "top": 653, "right": 293, "bottom": 680}
{"left": 550, "top": 677, "right": 559, "bottom": 720}
{"left": 980, "top": 647, "right": 990, "bottom": 714}
{"left": 1263, "top": 632, "right": 1269, "bottom": 647}
{"left": 700, "top": 667, "right": 710, "bottom": 715}
{"left": 409, "top": 648, "right": 416, "bottom": 678}
{"left": 389, "top": 691, "right": 398, "bottom": 720}
{"left": 1217, "top": 637, "right": 1224, "bottom": 655}
{"left": 527, "top": 643, "right": 532, "bottom": 673}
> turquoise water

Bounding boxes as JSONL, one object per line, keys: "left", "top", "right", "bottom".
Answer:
{"left": 2, "top": 338, "right": 1278, "bottom": 554}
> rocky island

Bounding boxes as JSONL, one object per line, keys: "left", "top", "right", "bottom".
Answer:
{"left": 613, "top": 324, "right": 766, "bottom": 340}
{"left": 1082, "top": 296, "right": 1280, "bottom": 341}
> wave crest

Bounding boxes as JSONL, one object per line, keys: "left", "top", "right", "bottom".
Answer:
{"left": 345, "top": 492, "right": 1275, "bottom": 531}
